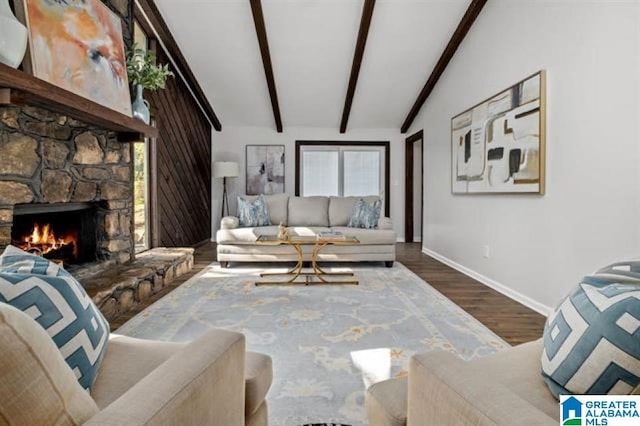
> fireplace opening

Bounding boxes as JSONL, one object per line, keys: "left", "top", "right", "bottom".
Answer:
{"left": 11, "top": 203, "right": 98, "bottom": 266}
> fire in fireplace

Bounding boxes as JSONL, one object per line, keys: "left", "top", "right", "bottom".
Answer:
{"left": 11, "top": 203, "right": 98, "bottom": 266}
{"left": 18, "top": 222, "right": 79, "bottom": 261}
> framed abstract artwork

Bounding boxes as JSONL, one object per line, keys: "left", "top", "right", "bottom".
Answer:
{"left": 16, "top": 0, "right": 132, "bottom": 116}
{"left": 451, "top": 71, "right": 546, "bottom": 194}
{"left": 246, "top": 145, "right": 285, "bottom": 195}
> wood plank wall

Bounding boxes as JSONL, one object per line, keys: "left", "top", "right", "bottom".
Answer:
{"left": 146, "top": 48, "right": 212, "bottom": 247}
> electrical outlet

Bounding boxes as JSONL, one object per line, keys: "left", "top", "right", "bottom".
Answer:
{"left": 482, "top": 245, "right": 490, "bottom": 259}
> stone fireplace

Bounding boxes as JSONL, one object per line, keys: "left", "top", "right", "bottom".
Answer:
{"left": 0, "top": 106, "right": 134, "bottom": 265}
{"left": 0, "top": 105, "right": 195, "bottom": 321}
{"left": 0, "top": 0, "right": 198, "bottom": 322}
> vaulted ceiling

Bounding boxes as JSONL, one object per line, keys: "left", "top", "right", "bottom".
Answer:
{"left": 153, "top": 0, "right": 473, "bottom": 131}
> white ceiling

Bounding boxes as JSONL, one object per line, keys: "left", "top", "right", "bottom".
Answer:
{"left": 154, "top": 0, "right": 471, "bottom": 130}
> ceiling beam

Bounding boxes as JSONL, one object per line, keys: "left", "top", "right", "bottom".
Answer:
{"left": 400, "top": 0, "right": 487, "bottom": 133}
{"left": 340, "top": 0, "right": 376, "bottom": 134}
{"left": 135, "top": 0, "right": 222, "bottom": 131}
{"left": 250, "top": 0, "right": 283, "bottom": 133}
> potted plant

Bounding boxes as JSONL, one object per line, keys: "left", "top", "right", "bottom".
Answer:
{"left": 126, "top": 44, "right": 174, "bottom": 124}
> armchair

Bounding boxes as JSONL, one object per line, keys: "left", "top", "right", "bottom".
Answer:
{"left": 0, "top": 302, "right": 272, "bottom": 426}
{"left": 366, "top": 340, "right": 559, "bottom": 425}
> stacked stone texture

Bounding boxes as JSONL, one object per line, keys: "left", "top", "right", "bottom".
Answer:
{"left": 79, "top": 248, "right": 195, "bottom": 321}
{"left": 0, "top": 106, "right": 134, "bottom": 263}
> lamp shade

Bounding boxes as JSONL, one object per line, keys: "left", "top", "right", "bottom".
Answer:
{"left": 213, "top": 161, "right": 239, "bottom": 178}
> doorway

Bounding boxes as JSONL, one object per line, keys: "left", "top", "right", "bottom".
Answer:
{"left": 405, "top": 130, "right": 424, "bottom": 243}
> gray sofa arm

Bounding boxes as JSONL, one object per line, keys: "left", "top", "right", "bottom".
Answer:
{"left": 408, "top": 352, "right": 556, "bottom": 425}
{"left": 221, "top": 216, "right": 240, "bottom": 230}
{"left": 86, "top": 329, "right": 246, "bottom": 426}
{"left": 377, "top": 217, "right": 393, "bottom": 230}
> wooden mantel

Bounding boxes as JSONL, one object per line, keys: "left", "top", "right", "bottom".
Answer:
{"left": 0, "top": 63, "right": 158, "bottom": 141}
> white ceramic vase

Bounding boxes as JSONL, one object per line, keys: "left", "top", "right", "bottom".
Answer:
{"left": 0, "top": 0, "right": 28, "bottom": 68}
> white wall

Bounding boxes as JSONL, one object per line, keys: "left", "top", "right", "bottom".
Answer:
{"left": 407, "top": 0, "right": 640, "bottom": 313}
{"left": 211, "top": 126, "right": 406, "bottom": 237}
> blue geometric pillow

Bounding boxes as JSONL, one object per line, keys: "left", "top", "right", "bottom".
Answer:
{"left": 238, "top": 195, "right": 271, "bottom": 227}
{"left": 0, "top": 246, "right": 109, "bottom": 390}
{"left": 348, "top": 198, "right": 382, "bottom": 229}
{"left": 541, "top": 261, "right": 640, "bottom": 398}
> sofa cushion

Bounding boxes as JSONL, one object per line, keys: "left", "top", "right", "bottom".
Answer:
{"left": 365, "top": 376, "right": 407, "bottom": 426}
{"left": 475, "top": 339, "right": 559, "bottom": 421}
{"left": 93, "top": 336, "right": 273, "bottom": 422}
{"left": 288, "top": 196, "right": 329, "bottom": 227}
{"left": 349, "top": 198, "right": 382, "bottom": 229}
{"left": 287, "top": 226, "right": 330, "bottom": 237}
{"left": 238, "top": 195, "right": 272, "bottom": 227}
{"left": 246, "top": 402, "right": 268, "bottom": 426}
{"left": 410, "top": 340, "right": 558, "bottom": 424}
{"left": 245, "top": 352, "right": 273, "bottom": 416}
{"left": 217, "top": 226, "right": 279, "bottom": 245}
{"left": 243, "top": 194, "right": 289, "bottom": 225}
{"left": 331, "top": 227, "right": 396, "bottom": 245}
{"left": 92, "top": 334, "right": 184, "bottom": 409}
{"left": 216, "top": 244, "right": 395, "bottom": 258}
{"left": 0, "top": 303, "right": 99, "bottom": 424}
{"left": 541, "top": 261, "right": 640, "bottom": 398}
{"left": 329, "top": 196, "right": 380, "bottom": 227}
{"left": 0, "top": 246, "right": 110, "bottom": 390}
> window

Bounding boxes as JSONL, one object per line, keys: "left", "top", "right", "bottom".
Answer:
{"left": 302, "top": 150, "right": 339, "bottom": 196}
{"left": 133, "top": 21, "right": 152, "bottom": 252}
{"left": 343, "top": 150, "right": 380, "bottom": 197}
{"left": 134, "top": 21, "right": 148, "bottom": 52}
{"left": 133, "top": 140, "right": 150, "bottom": 252}
{"left": 296, "top": 141, "right": 390, "bottom": 215}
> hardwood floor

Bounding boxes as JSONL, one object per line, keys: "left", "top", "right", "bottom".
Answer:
{"left": 396, "top": 243, "right": 545, "bottom": 345}
{"left": 112, "top": 242, "right": 545, "bottom": 345}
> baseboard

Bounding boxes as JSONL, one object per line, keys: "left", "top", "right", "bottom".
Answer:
{"left": 421, "top": 247, "right": 552, "bottom": 316}
{"left": 396, "top": 237, "right": 405, "bottom": 243}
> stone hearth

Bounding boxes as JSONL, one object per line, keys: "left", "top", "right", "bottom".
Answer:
{"left": 77, "top": 248, "right": 194, "bottom": 321}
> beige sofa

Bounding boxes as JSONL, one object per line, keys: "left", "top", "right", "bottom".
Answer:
{"left": 366, "top": 340, "right": 559, "bottom": 425}
{"left": 217, "top": 195, "right": 397, "bottom": 267}
{"left": 0, "top": 303, "right": 273, "bottom": 426}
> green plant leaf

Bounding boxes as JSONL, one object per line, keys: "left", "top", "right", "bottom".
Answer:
{"left": 125, "top": 43, "right": 175, "bottom": 91}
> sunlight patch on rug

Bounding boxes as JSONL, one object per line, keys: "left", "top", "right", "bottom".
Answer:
{"left": 117, "top": 262, "right": 508, "bottom": 426}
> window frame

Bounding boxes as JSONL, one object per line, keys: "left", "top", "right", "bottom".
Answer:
{"left": 295, "top": 140, "right": 391, "bottom": 217}
{"left": 132, "top": 20, "right": 157, "bottom": 252}
{"left": 133, "top": 137, "right": 151, "bottom": 253}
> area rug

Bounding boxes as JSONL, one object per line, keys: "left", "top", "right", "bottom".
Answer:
{"left": 117, "top": 262, "right": 509, "bottom": 426}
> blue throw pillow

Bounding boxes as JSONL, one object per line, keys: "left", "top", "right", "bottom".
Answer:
{"left": 348, "top": 198, "right": 382, "bottom": 229}
{"left": 238, "top": 195, "right": 272, "bottom": 227}
{"left": 0, "top": 246, "right": 109, "bottom": 390}
{"left": 541, "top": 261, "right": 640, "bottom": 398}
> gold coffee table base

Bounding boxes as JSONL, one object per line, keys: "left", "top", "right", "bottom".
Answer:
{"left": 254, "top": 239, "right": 359, "bottom": 286}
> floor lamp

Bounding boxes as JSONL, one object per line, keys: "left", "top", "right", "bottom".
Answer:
{"left": 213, "top": 161, "right": 239, "bottom": 218}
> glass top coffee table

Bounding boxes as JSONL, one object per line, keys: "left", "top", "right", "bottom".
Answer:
{"left": 254, "top": 235, "right": 360, "bottom": 286}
